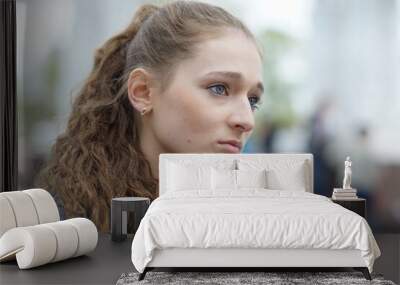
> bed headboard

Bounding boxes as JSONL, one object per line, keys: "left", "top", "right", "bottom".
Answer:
{"left": 158, "top": 153, "right": 314, "bottom": 196}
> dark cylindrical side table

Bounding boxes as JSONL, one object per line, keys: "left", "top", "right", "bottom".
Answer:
{"left": 111, "top": 197, "right": 150, "bottom": 242}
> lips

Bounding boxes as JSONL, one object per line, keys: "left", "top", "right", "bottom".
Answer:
{"left": 217, "top": 140, "right": 242, "bottom": 153}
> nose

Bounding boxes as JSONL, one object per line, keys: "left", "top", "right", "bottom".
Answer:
{"left": 227, "top": 98, "right": 255, "bottom": 133}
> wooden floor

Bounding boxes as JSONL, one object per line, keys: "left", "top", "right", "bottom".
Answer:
{"left": 373, "top": 233, "right": 400, "bottom": 284}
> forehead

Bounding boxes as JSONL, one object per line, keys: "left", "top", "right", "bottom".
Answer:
{"left": 175, "top": 29, "right": 263, "bottom": 83}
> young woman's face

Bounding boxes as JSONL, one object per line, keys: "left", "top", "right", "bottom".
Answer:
{"left": 150, "top": 29, "right": 264, "bottom": 154}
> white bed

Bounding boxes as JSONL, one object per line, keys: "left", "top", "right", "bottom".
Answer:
{"left": 131, "top": 153, "right": 381, "bottom": 281}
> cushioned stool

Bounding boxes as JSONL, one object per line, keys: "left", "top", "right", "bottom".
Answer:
{"left": 111, "top": 197, "right": 150, "bottom": 242}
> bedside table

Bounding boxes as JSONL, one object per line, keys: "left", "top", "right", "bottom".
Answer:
{"left": 331, "top": 198, "right": 366, "bottom": 218}
{"left": 111, "top": 197, "right": 150, "bottom": 241}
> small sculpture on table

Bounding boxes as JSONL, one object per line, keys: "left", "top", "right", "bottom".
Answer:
{"left": 332, "top": 156, "right": 358, "bottom": 199}
{"left": 343, "top": 156, "right": 352, "bottom": 189}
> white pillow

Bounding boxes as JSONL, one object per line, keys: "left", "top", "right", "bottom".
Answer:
{"left": 266, "top": 162, "right": 307, "bottom": 191}
{"left": 167, "top": 162, "right": 212, "bottom": 191}
{"left": 211, "top": 168, "right": 237, "bottom": 190}
{"left": 236, "top": 169, "right": 267, "bottom": 188}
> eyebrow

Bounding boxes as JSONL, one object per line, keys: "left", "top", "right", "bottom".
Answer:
{"left": 203, "top": 71, "right": 264, "bottom": 94}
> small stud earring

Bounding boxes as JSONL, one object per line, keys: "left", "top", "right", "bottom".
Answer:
{"left": 141, "top": 108, "right": 147, "bottom": 116}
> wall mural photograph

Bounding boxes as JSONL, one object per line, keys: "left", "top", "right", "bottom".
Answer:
{"left": 1, "top": 0, "right": 399, "bottom": 284}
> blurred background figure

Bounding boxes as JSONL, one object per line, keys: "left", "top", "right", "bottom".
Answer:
{"left": 348, "top": 126, "right": 377, "bottom": 199}
{"left": 260, "top": 121, "right": 278, "bottom": 153}
{"left": 347, "top": 126, "right": 379, "bottom": 228}
{"left": 307, "top": 95, "right": 337, "bottom": 197}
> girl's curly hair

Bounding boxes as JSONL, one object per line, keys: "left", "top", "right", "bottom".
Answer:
{"left": 35, "top": 1, "right": 258, "bottom": 232}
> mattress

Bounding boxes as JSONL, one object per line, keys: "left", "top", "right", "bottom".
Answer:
{"left": 131, "top": 189, "right": 381, "bottom": 273}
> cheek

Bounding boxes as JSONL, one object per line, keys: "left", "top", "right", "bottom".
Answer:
{"left": 169, "top": 88, "right": 222, "bottom": 129}
{"left": 153, "top": 87, "right": 223, "bottom": 149}
{"left": 179, "top": 98, "right": 215, "bottom": 132}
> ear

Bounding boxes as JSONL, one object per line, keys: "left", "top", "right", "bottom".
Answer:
{"left": 127, "top": 68, "right": 154, "bottom": 113}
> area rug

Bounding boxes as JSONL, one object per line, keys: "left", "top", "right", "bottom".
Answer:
{"left": 116, "top": 271, "right": 397, "bottom": 285}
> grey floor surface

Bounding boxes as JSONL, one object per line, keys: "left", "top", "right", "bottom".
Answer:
{"left": 0, "top": 233, "right": 398, "bottom": 285}
{"left": 0, "top": 234, "right": 134, "bottom": 285}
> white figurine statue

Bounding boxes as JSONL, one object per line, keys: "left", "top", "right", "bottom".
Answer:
{"left": 342, "top": 156, "right": 352, "bottom": 189}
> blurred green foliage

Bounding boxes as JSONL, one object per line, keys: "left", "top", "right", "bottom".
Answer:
{"left": 255, "top": 29, "right": 298, "bottom": 132}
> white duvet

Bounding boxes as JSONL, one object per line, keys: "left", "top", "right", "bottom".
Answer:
{"left": 131, "top": 189, "right": 381, "bottom": 273}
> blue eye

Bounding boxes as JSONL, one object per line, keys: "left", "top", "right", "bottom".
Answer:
{"left": 249, "top": 96, "right": 261, "bottom": 111}
{"left": 208, "top": 84, "right": 261, "bottom": 111}
{"left": 208, "top": 84, "right": 228, "bottom": 96}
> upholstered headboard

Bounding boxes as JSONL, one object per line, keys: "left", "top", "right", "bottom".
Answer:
{"left": 159, "top": 153, "right": 314, "bottom": 195}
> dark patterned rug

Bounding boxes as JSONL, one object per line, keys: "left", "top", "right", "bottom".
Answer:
{"left": 116, "top": 271, "right": 397, "bottom": 285}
